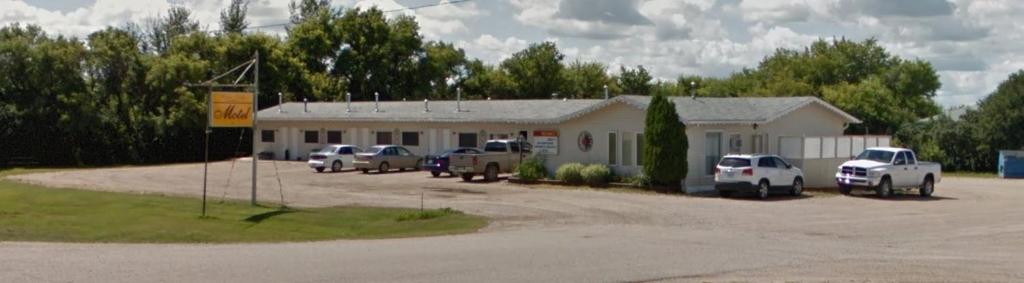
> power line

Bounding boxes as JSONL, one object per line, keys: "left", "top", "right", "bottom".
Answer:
{"left": 247, "top": 0, "right": 473, "bottom": 31}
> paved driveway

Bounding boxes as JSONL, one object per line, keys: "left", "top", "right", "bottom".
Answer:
{"left": 5, "top": 160, "right": 1024, "bottom": 282}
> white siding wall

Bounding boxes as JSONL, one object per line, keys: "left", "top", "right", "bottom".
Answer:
{"left": 547, "top": 103, "right": 647, "bottom": 176}
{"left": 256, "top": 100, "right": 853, "bottom": 188}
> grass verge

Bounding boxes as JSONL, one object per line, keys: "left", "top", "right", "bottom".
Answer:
{"left": 945, "top": 171, "right": 998, "bottom": 179}
{"left": 0, "top": 169, "right": 487, "bottom": 243}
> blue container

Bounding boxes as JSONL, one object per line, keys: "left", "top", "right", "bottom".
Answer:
{"left": 999, "top": 150, "right": 1024, "bottom": 178}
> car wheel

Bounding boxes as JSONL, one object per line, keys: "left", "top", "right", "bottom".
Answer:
{"left": 791, "top": 178, "right": 803, "bottom": 196}
{"left": 331, "top": 161, "right": 342, "bottom": 172}
{"left": 839, "top": 185, "right": 852, "bottom": 195}
{"left": 484, "top": 164, "right": 499, "bottom": 182}
{"left": 361, "top": 169, "right": 369, "bottom": 174}
{"left": 461, "top": 173, "right": 474, "bottom": 182}
{"left": 431, "top": 171, "right": 441, "bottom": 178}
{"left": 876, "top": 177, "right": 892, "bottom": 198}
{"left": 315, "top": 167, "right": 325, "bottom": 173}
{"left": 758, "top": 180, "right": 770, "bottom": 199}
{"left": 379, "top": 162, "right": 390, "bottom": 173}
{"left": 919, "top": 177, "right": 934, "bottom": 197}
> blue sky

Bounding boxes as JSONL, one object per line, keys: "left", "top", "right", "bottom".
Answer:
{"left": 6, "top": 0, "right": 1023, "bottom": 107}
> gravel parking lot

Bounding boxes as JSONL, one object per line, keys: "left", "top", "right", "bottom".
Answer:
{"left": 5, "top": 160, "right": 1024, "bottom": 282}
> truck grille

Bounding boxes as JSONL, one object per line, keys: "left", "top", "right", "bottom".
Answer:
{"left": 841, "top": 166, "right": 867, "bottom": 176}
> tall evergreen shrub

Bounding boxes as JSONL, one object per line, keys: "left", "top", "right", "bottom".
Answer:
{"left": 642, "top": 95, "right": 688, "bottom": 186}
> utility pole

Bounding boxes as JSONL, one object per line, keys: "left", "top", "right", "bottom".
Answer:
{"left": 203, "top": 86, "right": 212, "bottom": 217}
{"left": 251, "top": 50, "right": 259, "bottom": 206}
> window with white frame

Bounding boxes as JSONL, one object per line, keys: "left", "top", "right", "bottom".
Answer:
{"left": 402, "top": 132, "right": 419, "bottom": 146}
{"left": 636, "top": 132, "right": 644, "bottom": 166}
{"left": 261, "top": 130, "right": 275, "bottom": 143}
{"left": 458, "top": 133, "right": 477, "bottom": 148}
{"left": 752, "top": 134, "right": 766, "bottom": 154}
{"left": 376, "top": 131, "right": 393, "bottom": 145}
{"left": 607, "top": 132, "right": 617, "bottom": 165}
{"left": 622, "top": 132, "right": 634, "bottom": 166}
{"left": 728, "top": 133, "right": 742, "bottom": 153}
{"left": 327, "top": 130, "right": 342, "bottom": 144}
{"left": 304, "top": 130, "right": 319, "bottom": 144}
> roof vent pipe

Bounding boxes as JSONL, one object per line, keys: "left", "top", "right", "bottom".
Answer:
{"left": 690, "top": 81, "right": 696, "bottom": 100}
{"left": 374, "top": 92, "right": 380, "bottom": 112}
{"left": 303, "top": 97, "right": 308, "bottom": 112}
{"left": 278, "top": 92, "right": 283, "bottom": 112}
{"left": 345, "top": 92, "right": 351, "bottom": 112}
{"left": 455, "top": 87, "right": 462, "bottom": 112}
{"left": 603, "top": 84, "right": 609, "bottom": 100}
{"left": 424, "top": 99, "right": 430, "bottom": 112}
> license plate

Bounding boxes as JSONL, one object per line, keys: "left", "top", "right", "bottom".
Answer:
{"left": 726, "top": 172, "right": 735, "bottom": 177}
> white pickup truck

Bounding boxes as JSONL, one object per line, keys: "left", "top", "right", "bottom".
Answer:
{"left": 835, "top": 147, "right": 941, "bottom": 197}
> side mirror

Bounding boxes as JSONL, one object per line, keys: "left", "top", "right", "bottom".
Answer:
{"left": 786, "top": 164, "right": 792, "bottom": 169}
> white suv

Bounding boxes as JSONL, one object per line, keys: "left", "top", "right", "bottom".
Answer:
{"left": 308, "top": 144, "right": 362, "bottom": 173}
{"left": 714, "top": 154, "right": 804, "bottom": 199}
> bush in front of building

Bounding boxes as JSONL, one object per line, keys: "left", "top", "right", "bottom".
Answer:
{"left": 514, "top": 156, "right": 547, "bottom": 181}
{"left": 555, "top": 163, "right": 586, "bottom": 184}
{"left": 642, "top": 94, "right": 688, "bottom": 187}
{"left": 581, "top": 164, "right": 613, "bottom": 186}
{"left": 625, "top": 173, "right": 653, "bottom": 187}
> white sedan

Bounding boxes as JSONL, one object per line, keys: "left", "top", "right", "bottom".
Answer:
{"left": 308, "top": 144, "right": 362, "bottom": 173}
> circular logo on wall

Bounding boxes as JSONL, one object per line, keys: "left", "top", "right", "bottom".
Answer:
{"left": 578, "top": 131, "right": 593, "bottom": 152}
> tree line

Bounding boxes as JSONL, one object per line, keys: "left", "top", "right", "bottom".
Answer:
{"left": 893, "top": 71, "right": 1024, "bottom": 172}
{"left": 1, "top": 0, "right": 1019, "bottom": 171}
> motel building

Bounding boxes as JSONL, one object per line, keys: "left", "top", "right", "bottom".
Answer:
{"left": 255, "top": 95, "right": 863, "bottom": 188}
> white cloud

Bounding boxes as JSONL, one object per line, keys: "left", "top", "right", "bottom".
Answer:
{"left": 4, "top": 0, "right": 1021, "bottom": 107}
{"left": 509, "top": 0, "right": 648, "bottom": 39}
{"left": 0, "top": 0, "right": 172, "bottom": 38}
{"left": 352, "top": 0, "right": 484, "bottom": 40}
{"left": 735, "top": 0, "right": 814, "bottom": 23}
{"left": 414, "top": 0, "right": 485, "bottom": 39}
{"left": 639, "top": 0, "right": 727, "bottom": 40}
{"left": 455, "top": 34, "right": 528, "bottom": 62}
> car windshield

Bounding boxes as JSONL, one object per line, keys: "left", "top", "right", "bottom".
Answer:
{"left": 718, "top": 157, "right": 751, "bottom": 168}
{"left": 855, "top": 150, "right": 895, "bottom": 163}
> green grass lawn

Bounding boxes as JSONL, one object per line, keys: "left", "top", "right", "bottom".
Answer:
{"left": 0, "top": 168, "right": 487, "bottom": 243}
{"left": 945, "top": 171, "right": 999, "bottom": 178}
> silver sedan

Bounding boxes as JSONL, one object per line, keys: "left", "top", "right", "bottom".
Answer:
{"left": 353, "top": 145, "right": 422, "bottom": 173}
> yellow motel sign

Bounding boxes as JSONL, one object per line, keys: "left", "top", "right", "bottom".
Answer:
{"left": 210, "top": 91, "right": 254, "bottom": 128}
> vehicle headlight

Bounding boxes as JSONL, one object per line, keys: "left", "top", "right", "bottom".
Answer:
{"left": 869, "top": 168, "right": 886, "bottom": 176}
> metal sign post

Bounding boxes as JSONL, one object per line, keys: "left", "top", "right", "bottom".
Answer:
{"left": 186, "top": 52, "right": 260, "bottom": 216}
{"left": 252, "top": 51, "right": 259, "bottom": 206}
{"left": 202, "top": 86, "right": 212, "bottom": 217}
